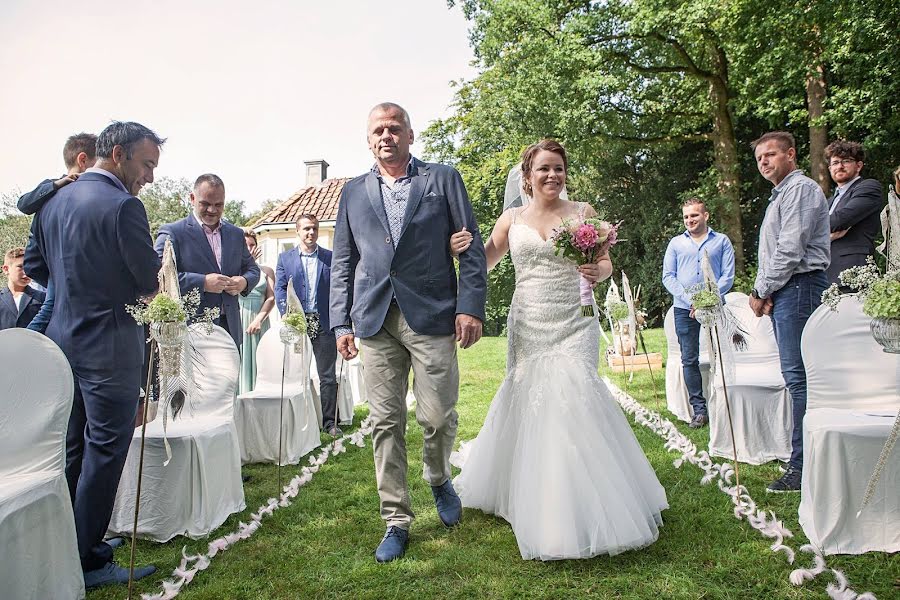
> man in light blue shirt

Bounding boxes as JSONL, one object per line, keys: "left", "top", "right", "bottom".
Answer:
{"left": 663, "top": 198, "right": 735, "bottom": 429}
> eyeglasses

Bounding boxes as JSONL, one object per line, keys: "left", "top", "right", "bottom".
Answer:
{"left": 828, "top": 158, "right": 859, "bottom": 168}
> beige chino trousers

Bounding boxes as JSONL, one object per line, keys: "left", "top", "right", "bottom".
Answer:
{"left": 359, "top": 303, "right": 459, "bottom": 530}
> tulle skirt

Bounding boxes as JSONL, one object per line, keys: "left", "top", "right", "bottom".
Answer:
{"left": 452, "top": 355, "right": 668, "bottom": 560}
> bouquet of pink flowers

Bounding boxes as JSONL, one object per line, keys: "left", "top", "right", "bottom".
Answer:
{"left": 551, "top": 218, "right": 620, "bottom": 316}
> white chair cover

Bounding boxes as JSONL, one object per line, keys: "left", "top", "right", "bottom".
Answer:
{"left": 235, "top": 328, "right": 320, "bottom": 465}
{"left": 310, "top": 345, "right": 357, "bottom": 426}
{"left": 663, "top": 306, "right": 711, "bottom": 423}
{"left": 108, "top": 325, "right": 246, "bottom": 542}
{"left": 707, "top": 292, "right": 792, "bottom": 464}
{"left": 0, "top": 329, "right": 83, "bottom": 600}
{"left": 799, "top": 296, "right": 900, "bottom": 554}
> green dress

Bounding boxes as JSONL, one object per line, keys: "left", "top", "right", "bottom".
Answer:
{"left": 239, "top": 274, "right": 270, "bottom": 395}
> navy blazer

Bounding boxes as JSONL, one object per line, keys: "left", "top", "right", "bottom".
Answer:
{"left": 827, "top": 177, "right": 885, "bottom": 283}
{"left": 275, "top": 246, "right": 332, "bottom": 332}
{"left": 23, "top": 172, "right": 160, "bottom": 370}
{"left": 155, "top": 216, "right": 260, "bottom": 348}
{"left": 329, "top": 158, "right": 487, "bottom": 339}
{"left": 0, "top": 286, "right": 45, "bottom": 330}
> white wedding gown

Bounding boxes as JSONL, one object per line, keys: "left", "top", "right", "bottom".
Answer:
{"left": 452, "top": 210, "right": 668, "bottom": 560}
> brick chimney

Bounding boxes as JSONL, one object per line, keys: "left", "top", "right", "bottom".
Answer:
{"left": 304, "top": 159, "right": 329, "bottom": 187}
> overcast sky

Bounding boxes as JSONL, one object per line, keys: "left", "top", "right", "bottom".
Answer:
{"left": 0, "top": 0, "right": 476, "bottom": 210}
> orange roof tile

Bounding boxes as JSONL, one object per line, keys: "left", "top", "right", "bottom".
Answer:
{"left": 251, "top": 177, "right": 351, "bottom": 228}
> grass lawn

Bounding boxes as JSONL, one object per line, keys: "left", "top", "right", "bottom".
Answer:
{"left": 91, "top": 329, "right": 899, "bottom": 600}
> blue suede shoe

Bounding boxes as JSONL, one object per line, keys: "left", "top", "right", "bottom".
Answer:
{"left": 431, "top": 479, "right": 462, "bottom": 527}
{"left": 83, "top": 561, "right": 156, "bottom": 589}
{"left": 105, "top": 537, "right": 125, "bottom": 550}
{"left": 374, "top": 526, "right": 409, "bottom": 563}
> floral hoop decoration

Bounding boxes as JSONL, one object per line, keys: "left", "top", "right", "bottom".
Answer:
{"left": 551, "top": 217, "right": 619, "bottom": 316}
{"left": 822, "top": 257, "right": 900, "bottom": 353}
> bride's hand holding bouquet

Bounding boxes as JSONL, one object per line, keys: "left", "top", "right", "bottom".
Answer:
{"left": 551, "top": 218, "right": 620, "bottom": 316}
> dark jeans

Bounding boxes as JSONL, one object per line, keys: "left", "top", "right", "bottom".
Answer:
{"left": 311, "top": 329, "right": 338, "bottom": 429}
{"left": 65, "top": 365, "right": 141, "bottom": 571}
{"left": 674, "top": 307, "right": 706, "bottom": 417}
{"left": 769, "top": 270, "right": 828, "bottom": 471}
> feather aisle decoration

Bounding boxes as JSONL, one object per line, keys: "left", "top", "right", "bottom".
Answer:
{"left": 603, "top": 377, "right": 878, "bottom": 599}
{"left": 140, "top": 417, "right": 375, "bottom": 600}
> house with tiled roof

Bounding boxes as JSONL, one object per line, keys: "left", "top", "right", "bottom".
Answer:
{"left": 249, "top": 160, "right": 349, "bottom": 267}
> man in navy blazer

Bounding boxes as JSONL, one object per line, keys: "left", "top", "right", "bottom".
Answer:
{"left": 824, "top": 140, "right": 885, "bottom": 285}
{"left": 24, "top": 121, "right": 163, "bottom": 587}
{"left": 155, "top": 174, "right": 260, "bottom": 349}
{"left": 275, "top": 213, "right": 339, "bottom": 433}
{"left": 330, "top": 102, "right": 487, "bottom": 563}
{"left": 0, "top": 247, "right": 45, "bottom": 330}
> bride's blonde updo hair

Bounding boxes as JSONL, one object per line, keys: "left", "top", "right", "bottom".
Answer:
{"left": 520, "top": 139, "right": 568, "bottom": 197}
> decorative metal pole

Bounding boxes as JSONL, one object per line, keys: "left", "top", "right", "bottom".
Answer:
{"left": 708, "top": 323, "right": 741, "bottom": 495}
{"left": 128, "top": 340, "right": 157, "bottom": 600}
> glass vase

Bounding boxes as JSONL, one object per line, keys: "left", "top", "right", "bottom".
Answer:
{"left": 694, "top": 306, "right": 720, "bottom": 327}
{"left": 870, "top": 317, "right": 900, "bottom": 354}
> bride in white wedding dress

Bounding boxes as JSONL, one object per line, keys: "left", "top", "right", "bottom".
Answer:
{"left": 451, "top": 140, "right": 668, "bottom": 561}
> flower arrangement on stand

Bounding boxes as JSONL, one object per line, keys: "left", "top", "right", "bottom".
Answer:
{"left": 551, "top": 218, "right": 619, "bottom": 316}
{"left": 822, "top": 257, "right": 900, "bottom": 353}
{"left": 690, "top": 288, "right": 722, "bottom": 327}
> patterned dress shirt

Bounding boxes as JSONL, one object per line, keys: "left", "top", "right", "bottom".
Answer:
{"left": 371, "top": 157, "right": 416, "bottom": 248}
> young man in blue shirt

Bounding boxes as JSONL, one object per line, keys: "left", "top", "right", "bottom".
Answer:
{"left": 662, "top": 198, "right": 735, "bottom": 428}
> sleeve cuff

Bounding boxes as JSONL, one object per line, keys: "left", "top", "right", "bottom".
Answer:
{"left": 333, "top": 325, "right": 353, "bottom": 338}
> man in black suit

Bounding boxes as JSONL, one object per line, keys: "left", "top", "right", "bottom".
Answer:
{"left": 154, "top": 174, "right": 260, "bottom": 349}
{"left": 0, "top": 247, "right": 45, "bottom": 329}
{"left": 24, "top": 121, "right": 163, "bottom": 588}
{"left": 824, "top": 140, "right": 885, "bottom": 285}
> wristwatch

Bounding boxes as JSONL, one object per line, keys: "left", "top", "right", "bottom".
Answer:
{"left": 750, "top": 289, "right": 760, "bottom": 300}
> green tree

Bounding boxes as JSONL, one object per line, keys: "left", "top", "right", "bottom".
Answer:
{"left": 139, "top": 177, "right": 191, "bottom": 237}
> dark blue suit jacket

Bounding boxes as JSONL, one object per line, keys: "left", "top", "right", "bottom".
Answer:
{"left": 0, "top": 286, "right": 45, "bottom": 330}
{"left": 827, "top": 177, "right": 885, "bottom": 282}
{"left": 23, "top": 172, "right": 160, "bottom": 369}
{"left": 275, "top": 246, "right": 332, "bottom": 332}
{"left": 154, "top": 216, "right": 260, "bottom": 348}
{"left": 329, "top": 158, "right": 487, "bottom": 339}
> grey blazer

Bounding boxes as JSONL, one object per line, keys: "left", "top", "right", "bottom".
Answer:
{"left": 329, "top": 158, "right": 487, "bottom": 339}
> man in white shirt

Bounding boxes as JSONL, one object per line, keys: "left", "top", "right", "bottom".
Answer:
{"left": 823, "top": 140, "right": 884, "bottom": 285}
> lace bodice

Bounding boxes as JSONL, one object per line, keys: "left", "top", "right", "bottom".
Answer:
{"left": 506, "top": 208, "right": 600, "bottom": 373}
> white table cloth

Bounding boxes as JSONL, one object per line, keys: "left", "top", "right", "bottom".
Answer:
{"left": 0, "top": 329, "right": 83, "bottom": 600}
{"left": 108, "top": 325, "right": 245, "bottom": 542}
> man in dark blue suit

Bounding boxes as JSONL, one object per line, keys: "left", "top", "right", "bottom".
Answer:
{"left": 330, "top": 102, "right": 487, "bottom": 563}
{"left": 824, "top": 140, "right": 885, "bottom": 286}
{"left": 24, "top": 121, "right": 163, "bottom": 587}
{"left": 0, "top": 247, "right": 45, "bottom": 329}
{"left": 155, "top": 174, "right": 260, "bottom": 349}
{"left": 275, "top": 213, "right": 339, "bottom": 434}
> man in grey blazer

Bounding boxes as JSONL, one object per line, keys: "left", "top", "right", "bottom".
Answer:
{"left": 824, "top": 140, "right": 885, "bottom": 285}
{"left": 330, "top": 102, "right": 487, "bottom": 563}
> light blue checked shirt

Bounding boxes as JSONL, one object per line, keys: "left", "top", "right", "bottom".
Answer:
{"left": 663, "top": 227, "right": 735, "bottom": 310}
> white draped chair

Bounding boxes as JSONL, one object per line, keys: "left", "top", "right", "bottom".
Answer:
{"left": 664, "top": 306, "right": 712, "bottom": 423}
{"left": 0, "top": 329, "right": 84, "bottom": 600}
{"left": 108, "top": 325, "right": 245, "bottom": 542}
{"left": 706, "top": 292, "right": 792, "bottom": 464}
{"left": 799, "top": 296, "right": 900, "bottom": 555}
{"left": 235, "top": 328, "right": 320, "bottom": 464}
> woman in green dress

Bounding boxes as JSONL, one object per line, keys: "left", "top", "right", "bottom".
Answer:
{"left": 239, "top": 229, "right": 276, "bottom": 395}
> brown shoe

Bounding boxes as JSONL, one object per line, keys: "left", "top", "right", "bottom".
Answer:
{"left": 688, "top": 414, "right": 709, "bottom": 429}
